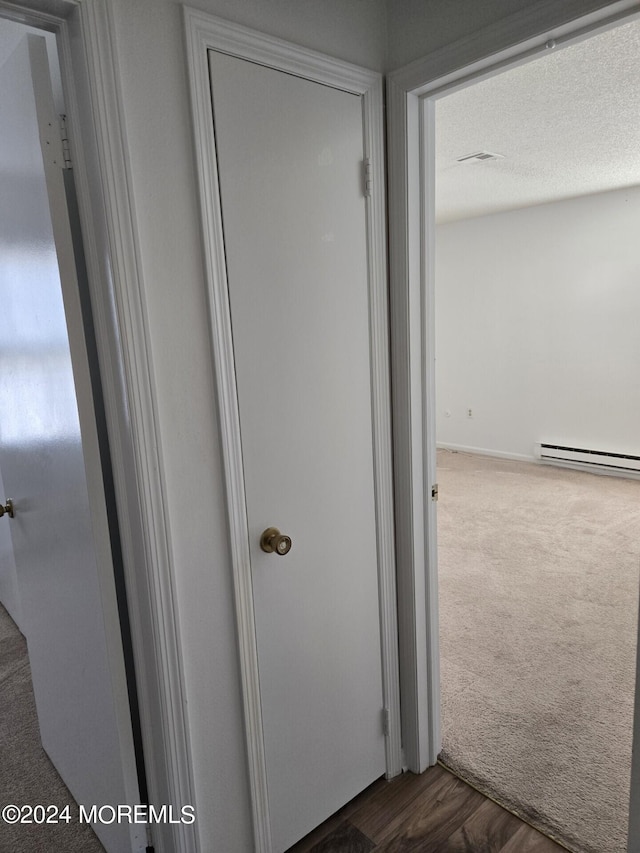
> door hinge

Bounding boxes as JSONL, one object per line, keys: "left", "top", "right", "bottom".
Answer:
{"left": 382, "top": 707, "right": 390, "bottom": 737}
{"left": 432, "top": 483, "right": 439, "bottom": 501}
{"left": 59, "top": 115, "right": 72, "bottom": 169}
{"left": 363, "top": 157, "right": 373, "bottom": 198}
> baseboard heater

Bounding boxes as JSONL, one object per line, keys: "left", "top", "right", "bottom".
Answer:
{"left": 535, "top": 443, "right": 640, "bottom": 473}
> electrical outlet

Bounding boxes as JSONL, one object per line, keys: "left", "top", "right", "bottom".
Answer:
{"left": 467, "top": 408, "right": 473, "bottom": 418}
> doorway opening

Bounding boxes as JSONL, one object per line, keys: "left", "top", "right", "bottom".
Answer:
{"left": 387, "top": 3, "right": 640, "bottom": 852}
{"left": 433, "top": 17, "right": 640, "bottom": 852}
{"left": 0, "top": 15, "right": 146, "bottom": 852}
{"left": 393, "top": 10, "right": 640, "bottom": 853}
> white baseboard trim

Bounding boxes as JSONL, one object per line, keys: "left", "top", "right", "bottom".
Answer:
{"left": 436, "top": 443, "right": 535, "bottom": 463}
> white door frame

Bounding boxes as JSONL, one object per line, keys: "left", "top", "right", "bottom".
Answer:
{"left": 184, "top": 9, "right": 402, "bottom": 851}
{"left": 386, "top": 0, "right": 640, "bottom": 799}
{"left": 0, "top": 3, "right": 196, "bottom": 851}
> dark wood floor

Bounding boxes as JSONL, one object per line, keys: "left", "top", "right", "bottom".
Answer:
{"left": 286, "top": 764, "right": 568, "bottom": 853}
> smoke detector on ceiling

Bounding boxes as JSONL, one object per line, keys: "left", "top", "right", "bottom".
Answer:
{"left": 456, "top": 151, "right": 505, "bottom": 164}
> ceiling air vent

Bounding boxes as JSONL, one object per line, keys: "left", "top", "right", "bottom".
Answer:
{"left": 456, "top": 151, "right": 504, "bottom": 164}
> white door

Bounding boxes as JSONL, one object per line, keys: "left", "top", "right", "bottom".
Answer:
{"left": 0, "top": 35, "right": 143, "bottom": 852}
{"left": 209, "top": 51, "right": 387, "bottom": 851}
{"left": 0, "top": 463, "right": 21, "bottom": 629}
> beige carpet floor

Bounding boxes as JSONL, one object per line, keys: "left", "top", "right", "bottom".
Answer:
{"left": 0, "top": 602, "right": 105, "bottom": 852}
{"left": 437, "top": 449, "right": 640, "bottom": 853}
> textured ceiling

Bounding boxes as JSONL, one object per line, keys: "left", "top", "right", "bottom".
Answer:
{"left": 435, "top": 17, "right": 640, "bottom": 223}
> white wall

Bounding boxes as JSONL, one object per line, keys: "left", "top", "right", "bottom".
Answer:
{"left": 435, "top": 185, "right": 640, "bottom": 460}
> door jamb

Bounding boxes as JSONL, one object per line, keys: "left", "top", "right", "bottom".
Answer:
{"left": 386, "top": 0, "right": 640, "bottom": 783}
{"left": 183, "top": 9, "right": 402, "bottom": 851}
{"left": 0, "top": 2, "right": 197, "bottom": 851}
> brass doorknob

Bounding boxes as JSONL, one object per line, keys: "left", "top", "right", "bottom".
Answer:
{"left": 0, "top": 499, "right": 14, "bottom": 519}
{"left": 260, "top": 527, "right": 292, "bottom": 556}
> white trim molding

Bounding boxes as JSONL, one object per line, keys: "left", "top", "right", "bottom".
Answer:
{"left": 69, "top": 5, "right": 198, "bottom": 852}
{"left": 386, "top": 0, "right": 640, "bottom": 782}
{"left": 437, "top": 444, "right": 536, "bottom": 464}
{"left": 0, "top": 2, "right": 198, "bottom": 851}
{"left": 183, "top": 8, "right": 401, "bottom": 850}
